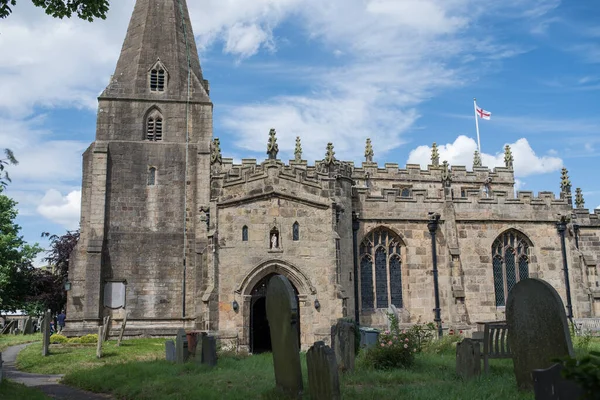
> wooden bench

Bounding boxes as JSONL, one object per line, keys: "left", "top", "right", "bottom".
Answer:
{"left": 573, "top": 318, "right": 600, "bottom": 336}
{"left": 472, "top": 321, "right": 512, "bottom": 373}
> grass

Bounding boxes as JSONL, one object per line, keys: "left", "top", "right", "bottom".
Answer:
{"left": 0, "top": 333, "right": 42, "bottom": 352}
{"left": 0, "top": 380, "right": 50, "bottom": 400}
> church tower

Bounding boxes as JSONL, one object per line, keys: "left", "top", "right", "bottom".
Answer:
{"left": 66, "top": 0, "right": 212, "bottom": 335}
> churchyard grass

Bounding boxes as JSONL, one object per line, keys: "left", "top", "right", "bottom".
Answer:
{"left": 0, "top": 332, "right": 42, "bottom": 352}
{"left": 0, "top": 380, "right": 50, "bottom": 400}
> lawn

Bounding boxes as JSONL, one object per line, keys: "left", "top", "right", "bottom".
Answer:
{"left": 16, "top": 337, "right": 539, "bottom": 400}
{"left": 0, "top": 333, "right": 42, "bottom": 352}
{"left": 0, "top": 380, "right": 50, "bottom": 400}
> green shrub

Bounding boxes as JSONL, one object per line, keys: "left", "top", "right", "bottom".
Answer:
{"left": 408, "top": 322, "right": 437, "bottom": 352}
{"left": 50, "top": 334, "right": 68, "bottom": 344}
{"left": 558, "top": 351, "right": 600, "bottom": 399}
{"left": 80, "top": 334, "right": 98, "bottom": 344}
{"left": 362, "top": 312, "right": 417, "bottom": 370}
{"left": 67, "top": 337, "right": 82, "bottom": 344}
{"left": 423, "top": 334, "right": 462, "bottom": 354}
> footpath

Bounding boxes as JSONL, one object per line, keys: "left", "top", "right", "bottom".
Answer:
{"left": 3, "top": 343, "right": 113, "bottom": 400}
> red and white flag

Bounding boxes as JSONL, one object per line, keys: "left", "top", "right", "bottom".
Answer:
{"left": 476, "top": 105, "right": 491, "bottom": 120}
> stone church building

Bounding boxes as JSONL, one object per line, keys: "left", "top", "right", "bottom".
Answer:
{"left": 65, "top": 0, "right": 600, "bottom": 351}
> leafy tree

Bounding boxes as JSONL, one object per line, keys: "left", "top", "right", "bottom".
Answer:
{"left": 0, "top": 148, "right": 18, "bottom": 188}
{"left": 0, "top": 187, "right": 43, "bottom": 312}
{"left": 0, "top": 0, "right": 110, "bottom": 21}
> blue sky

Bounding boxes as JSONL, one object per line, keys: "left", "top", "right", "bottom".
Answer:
{"left": 0, "top": 0, "right": 598, "bottom": 263}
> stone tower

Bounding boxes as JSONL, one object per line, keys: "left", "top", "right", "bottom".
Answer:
{"left": 66, "top": 0, "right": 212, "bottom": 334}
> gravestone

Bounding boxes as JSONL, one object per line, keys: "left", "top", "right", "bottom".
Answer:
{"left": 266, "top": 275, "right": 303, "bottom": 398}
{"left": 96, "top": 326, "right": 103, "bottom": 358}
{"left": 165, "top": 340, "right": 176, "bottom": 362}
{"left": 23, "top": 317, "right": 33, "bottom": 335}
{"left": 102, "top": 316, "right": 112, "bottom": 342}
{"left": 307, "top": 341, "right": 340, "bottom": 400}
{"left": 532, "top": 363, "right": 585, "bottom": 400}
{"left": 175, "top": 328, "right": 189, "bottom": 364}
{"left": 200, "top": 335, "right": 217, "bottom": 367}
{"left": 42, "top": 310, "right": 51, "bottom": 357}
{"left": 0, "top": 352, "right": 3, "bottom": 384}
{"left": 456, "top": 338, "right": 481, "bottom": 380}
{"left": 331, "top": 320, "right": 355, "bottom": 372}
{"left": 117, "top": 314, "right": 128, "bottom": 347}
{"left": 506, "top": 278, "right": 574, "bottom": 391}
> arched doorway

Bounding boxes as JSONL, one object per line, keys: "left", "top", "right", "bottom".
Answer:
{"left": 250, "top": 273, "right": 300, "bottom": 353}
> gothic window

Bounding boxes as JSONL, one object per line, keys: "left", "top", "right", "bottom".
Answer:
{"left": 359, "top": 227, "right": 404, "bottom": 310}
{"left": 150, "top": 68, "right": 166, "bottom": 92}
{"left": 146, "top": 109, "right": 163, "bottom": 141}
{"left": 492, "top": 230, "right": 531, "bottom": 307}
{"left": 147, "top": 167, "right": 156, "bottom": 186}
{"left": 242, "top": 226, "right": 248, "bottom": 242}
{"left": 292, "top": 222, "right": 299, "bottom": 241}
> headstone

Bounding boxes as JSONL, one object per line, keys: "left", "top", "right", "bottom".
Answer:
{"left": 307, "top": 341, "right": 340, "bottom": 400}
{"left": 1, "top": 320, "right": 15, "bottom": 335}
{"left": 200, "top": 335, "right": 217, "bottom": 367}
{"left": 331, "top": 320, "right": 355, "bottom": 373}
{"left": 456, "top": 338, "right": 481, "bottom": 380}
{"left": 266, "top": 275, "right": 303, "bottom": 398}
{"left": 42, "top": 310, "right": 51, "bottom": 357}
{"left": 96, "top": 326, "right": 103, "bottom": 358}
{"left": 175, "top": 328, "right": 189, "bottom": 364}
{"left": 532, "top": 363, "right": 585, "bottom": 400}
{"left": 0, "top": 352, "right": 3, "bottom": 384}
{"left": 506, "top": 278, "right": 574, "bottom": 391}
{"left": 165, "top": 340, "right": 176, "bottom": 362}
{"left": 117, "top": 313, "right": 128, "bottom": 347}
{"left": 23, "top": 317, "right": 33, "bottom": 335}
{"left": 102, "top": 315, "right": 112, "bottom": 342}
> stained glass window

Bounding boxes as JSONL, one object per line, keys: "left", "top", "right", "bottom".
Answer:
{"left": 492, "top": 230, "right": 531, "bottom": 306}
{"left": 293, "top": 222, "right": 299, "bottom": 241}
{"left": 360, "top": 256, "right": 373, "bottom": 309}
{"left": 389, "top": 255, "right": 402, "bottom": 308}
{"left": 242, "top": 226, "right": 248, "bottom": 242}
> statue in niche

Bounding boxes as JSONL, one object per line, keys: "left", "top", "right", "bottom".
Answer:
{"left": 270, "top": 229, "right": 279, "bottom": 249}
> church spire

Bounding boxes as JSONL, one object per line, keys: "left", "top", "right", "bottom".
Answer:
{"left": 102, "top": 0, "right": 209, "bottom": 101}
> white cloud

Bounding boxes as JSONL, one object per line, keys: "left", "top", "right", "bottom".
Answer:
{"left": 37, "top": 190, "right": 81, "bottom": 230}
{"left": 406, "top": 135, "right": 563, "bottom": 177}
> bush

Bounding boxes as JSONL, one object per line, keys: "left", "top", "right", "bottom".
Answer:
{"left": 423, "top": 334, "right": 462, "bottom": 354}
{"left": 408, "top": 322, "right": 437, "bottom": 352}
{"left": 362, "top": 312, "right": 416, "bottom": 370}
{"left": 558, "top": 351, "right": 600, "bottom": 399}
{"left": 80, "top": 334, "right": 98, "bottom": 344}
{"left": 50, "top": 334, "right": 68, "bottom": 344}
{"left": 67, "top": 337, "right": 82, "bottom": 344}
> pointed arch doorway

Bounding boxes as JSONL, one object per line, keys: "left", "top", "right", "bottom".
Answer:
{"left": 249, "top": 273, "right": 300, "bottom": 353}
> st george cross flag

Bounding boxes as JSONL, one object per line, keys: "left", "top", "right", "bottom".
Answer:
{"left": 476, "top": 105, "right": 491, "bottom": 120}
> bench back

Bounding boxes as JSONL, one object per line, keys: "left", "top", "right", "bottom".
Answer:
{"left": 483, "top": 321, "right": 511, "bottom": 359}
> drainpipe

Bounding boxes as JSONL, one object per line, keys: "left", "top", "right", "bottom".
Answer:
{"left": 556, "top": 215, "right": 574, "bottom": 321}
{"left": 428, "top": 212, "right": 443, "bottom": 338}
{"left": 573, "top": 223, "right": 580, "bottom": 250}
{"left": 352, "top": 212, "right": 360, "bottom": 325}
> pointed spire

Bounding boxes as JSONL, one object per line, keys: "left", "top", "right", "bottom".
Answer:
{"left": 473, "top": 150, "right": 482, "bottom": 167}
{"left": 211, "top": 138, "right": 222, "bottom": 165}
{"left": 365, "top": 138, "right": 374, "bottom": 163}
{"left": 560, "top": 167, "right": 571, "bottom": 194}
{"left": 324, "top": 143, "right": 336, "bottom": 165}
{"left": 266, "top": 129, "right": 279, "bottom": 160}
{"left": 441, "top": 160, "right": 451, "bottom": 187}
{"left": 575, "top": 188, "right": 585, "bottom": 209}
{"left": 294, "top": 136, "right": 302, "bottom": 162}
{"left": 431, "top": 142, "right": 440, "bottom": 166}
{"left": 504, "top": 145, "right": 514, "bottom": 168}
{"left": 103, "top": 0, "right": 209, "bottom": 101}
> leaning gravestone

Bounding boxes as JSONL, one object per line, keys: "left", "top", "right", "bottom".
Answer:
{"left": 42, "top": 310, "right": 51, "bottom": 357}
{"left": 200, "top": 335, "right": 217, "bottom": 367}
{"left": 96, "top": 326, "right": 103, "bottom": 359}
{"left": 307, "top": 341, "right": 340, "bottom": 400}
{"left": 117, "top": 313, "right": 128, "bottom": 347}
{"left": 506, "top": 278, "right": 574, "bottom": 391}
{"left": 23, "top": 317, "right": 33, "bottom": 335}
{"left": 456, "top": 338, "right": 481, "bottom": 380}
{"left": 266, "top": 275, "right": 303, "bottom": 398}
{"left": 165, "top": 340, "right": 176, "bottom": 362}
{"left": 532, "top": 363, "right": 584, "bottom": 400}
{"left": 175, "top": 329, "right": 189, "bottom": 364}
{"left": 331, "top": 320, "right": 355, "bottom": 373}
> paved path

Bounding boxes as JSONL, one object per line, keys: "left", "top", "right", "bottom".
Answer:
{"left": 3, "top": 343, "right": 113, "bottom": 400}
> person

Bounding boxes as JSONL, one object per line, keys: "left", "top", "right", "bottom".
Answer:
{"left": 57, "top": 310, "right": 66, "bottom": 334}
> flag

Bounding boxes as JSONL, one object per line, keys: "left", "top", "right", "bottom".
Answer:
{"left": 476, "top": 105, "right": 491, "bottom": 120}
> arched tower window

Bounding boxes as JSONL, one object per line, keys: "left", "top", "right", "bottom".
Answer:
{"left": 149, "top": 60, "right": 168, "bottom": 92}
{"left": 147, "top": 167, "right": 156, "bottom": 186}
{"left": 492, "top": 230, "right": 531, "bottom": 307}
{"left": 292, "top": 222, "right": 299, "bottom": 241}
{"left": 242, "top": 226, "right": 248, "bottom": 242}
{"left": 146, "top": 108, "right": 163, "bottom": 141}
{"left": 359, "top": 227, "right": 404, "bottom": 309}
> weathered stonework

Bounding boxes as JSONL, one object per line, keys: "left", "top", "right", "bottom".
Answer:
{"left": 66, "top": 0, "right": 600, "bottom": 350}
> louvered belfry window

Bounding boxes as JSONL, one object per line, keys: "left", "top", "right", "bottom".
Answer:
{"left": 359, "top": 227, "right": 404, "bottom": 310}
{"left": 492, "top": 230, "right": 531, "bottom": 306}
{"left": 150, "top": 68, "right": 165, "bottom": 92}
{"left": 146, "top": 115, "right": 163, "bottom": 141}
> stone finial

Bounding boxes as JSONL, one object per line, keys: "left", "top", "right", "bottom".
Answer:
{"left": 560, "top": 167, "right": 571, "bottom": 193}
{"left": 504, "top": 145, "right": 514, "bottom": 168}
{"left": 473, "top": 150, "right": 482, "bottom": 167}
{"left": 324, "top": 142, "right": 335, "bottom": 165}
{"left": 441, "top": 160, "right": 451, "bottom": 187}
{"left": 365, "top": 138, "right": 374, "bottom": 163}
{"left": 431, "top": 142, "right": 440, "bottom": 166}
{"left": 211, "top": 138, "right": 222, "bottom": 165}
{"left": 267, "top": 128, "right": 279, "bottom": 160}
{"left": 294, "top": 136, "right": 302, "bottom": 162}
{"left": 575, "top": 188, "right": 585, "bottom": 209}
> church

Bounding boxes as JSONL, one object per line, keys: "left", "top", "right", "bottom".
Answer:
{"left": 65, "top": 0, "right": 600, "bottom": 352}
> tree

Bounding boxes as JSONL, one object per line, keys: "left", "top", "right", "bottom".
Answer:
{"left": 0, "top": 148, "right": 18, "bottom": 188}
{"left": 0, "top": 187, "right": 43, "bottom": 312}
{"left": 0, "top": 0, "right": 110, "bottom": 21}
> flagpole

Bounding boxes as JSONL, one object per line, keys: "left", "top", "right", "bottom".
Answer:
{"left": 473, "top": 97, "right": 481, "bottom": 153}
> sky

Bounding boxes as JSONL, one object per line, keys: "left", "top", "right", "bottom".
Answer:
{"left": 0, "top": 0, "right": 599, "bottom": 263}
